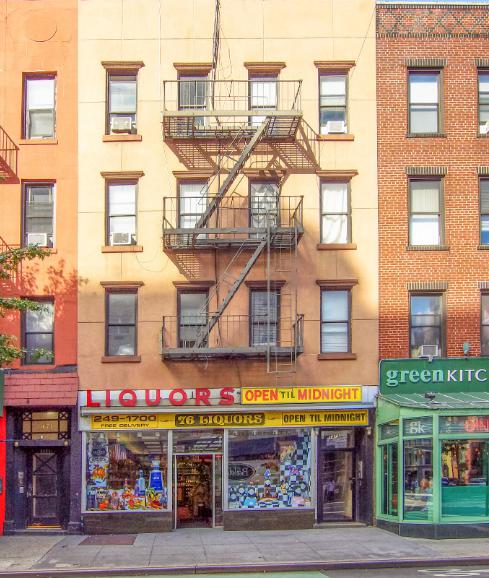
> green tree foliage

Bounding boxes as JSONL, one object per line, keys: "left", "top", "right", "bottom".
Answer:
{"left": 0, "top": 245, "right": 50, "bottom": 366}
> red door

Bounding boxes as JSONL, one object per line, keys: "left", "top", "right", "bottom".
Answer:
{"left": 0, "top": 414, "right": 6, "bottom": 535}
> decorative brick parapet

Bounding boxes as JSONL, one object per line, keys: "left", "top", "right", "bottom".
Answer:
{"left": 377, "top": 5, "right": 489, "bottom": 38}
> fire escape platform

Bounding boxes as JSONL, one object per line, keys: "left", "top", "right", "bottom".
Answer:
{"left": 162, "top": 344, "right": 303, "bottom": 361}
{"left": 163, "top": 226, "right": 303, "bottom": 251}
{"left": 163, "top": 113, "right": 302, "bottom": 141}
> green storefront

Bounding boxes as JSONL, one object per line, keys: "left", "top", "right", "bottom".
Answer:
{"left": 376, "top": 358, "right": 489, "bottom": 538}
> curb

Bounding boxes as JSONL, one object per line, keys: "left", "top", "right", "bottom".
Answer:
{"left": 3, "top": 557, "right": 489, "bottom": 577}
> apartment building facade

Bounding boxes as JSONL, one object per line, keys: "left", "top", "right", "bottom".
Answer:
{"left": 78, "top": 0, "right": 378, "bottom": 533}
{"left": 0, "top": 0, "right": 80, "bottom": 533}
{"left": 376, "top": 1, "right": 489, "bottom": 538}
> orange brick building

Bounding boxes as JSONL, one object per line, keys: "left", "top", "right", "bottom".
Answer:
{"left": 0, "top": 0, "right": 79, "bottom": 533}
{"left": 377, "top": 2, "right": 489, "bottom": 360}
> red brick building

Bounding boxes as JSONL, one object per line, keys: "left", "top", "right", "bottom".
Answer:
{"left": 377, "top": 1, "right": 489, "bottom": 360}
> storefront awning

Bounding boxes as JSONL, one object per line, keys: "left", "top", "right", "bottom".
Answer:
{"left": 379, "top": 391, "right": 489, "bottom": 409}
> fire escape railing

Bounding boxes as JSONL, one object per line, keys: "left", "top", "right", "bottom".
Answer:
{"left": 0, "top": 125, "right": 18, "bottom": 182}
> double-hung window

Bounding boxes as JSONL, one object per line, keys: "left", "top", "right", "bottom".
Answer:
{"left": 320, "top": 289, "right": 350, "bottom": 353}
{"left": 107, "top": 73, "right": 137, "bottom": 134}
{"left": 250, "top": 289, "right": 279, "bottom": 347}
{"left": 409, "top": 179, "right": 442, "bottom": 246}
{"left": 321, "top": 181, "right": 350, "bottom": 244}
{"left": 250, "top": 181, "right": 279, "bottom": 234}
{"left": 24, "top": 183, "right": 55, "bottom": 248}
{"left": 178, "top": 181, "right": 208, "bottom": 229}
{"left": 479, "top": 72, "right": 489, "bottom": 135}
{"left": 408, "top": 71, "right": 441, "bottom": 134}
{"left": 24, "top": 76, "right": 56, "bottom": 139}
{"left": 249, "top": 75, "right": 277, "bottom": 127}
{"left": 480, "top": 178, "right": 489, "bottom": 245}
{"left": 409, "top": 293, "right": 443, "bottom": 358}
{"left": 23, "top": 299, "right": 54, "bottom": 365}
{"left": 178, "top": 75, "right": 208, "bottom": 128}
{"left": 107, "top": 181, "right": 137, "bottom": 246}
{"left": 319, "top": 74, "right": 347, "bottom": 135}
{"left": 178, "top": 291, "right": 208, "bottom": 348}
{"left": 482, "top": 294, "right": 489, "bottom": 356}
{"left": 106, "top": 290, "right": 137, "bottom": 356}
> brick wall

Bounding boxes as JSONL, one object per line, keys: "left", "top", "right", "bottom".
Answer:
{"left": 377, "top": 4, "right": 489, "bottom": 359}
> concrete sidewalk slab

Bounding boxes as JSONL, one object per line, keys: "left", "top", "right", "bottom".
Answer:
{"left": 0, "top": 526, "right": 488, "bottom": 575}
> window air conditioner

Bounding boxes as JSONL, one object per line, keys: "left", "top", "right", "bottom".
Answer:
{"left": 26, "top": 232, "right": 48, "bottom": 246}
{"left": 418, "top": 344, "right": 439, "bottom": 359}
{"left": 110, "top": 232, "right": 132, "bottom": 245}
{"left": 481, "top": 121, "right": 489, "bottom": 135}
{"left": 326, "top": 120, "right": 346, "bottom": 134}
{"left": 111, "top": 116, "right": 133, "bottom": 133}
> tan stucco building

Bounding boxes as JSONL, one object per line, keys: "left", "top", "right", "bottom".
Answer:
{"left": 78, "top": 0, "right": 378, "bottom": 533}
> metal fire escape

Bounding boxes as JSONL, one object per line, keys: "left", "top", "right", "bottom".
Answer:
{"left": 161, "top": 79, "right": 304, "bottom": 372}
{"left": 0, "top": 125, "right": 18, "bottom": 183}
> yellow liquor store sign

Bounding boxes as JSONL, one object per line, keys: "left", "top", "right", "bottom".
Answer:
{"left": 241, "top": 386, "right": 362, "bottom": 405}
{"left": 91, "top": 410, "right": 369, "bottom": 430}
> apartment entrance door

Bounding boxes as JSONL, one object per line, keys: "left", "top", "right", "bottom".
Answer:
{"left": 26, "top": 449, "right": 62, "bottom": 528}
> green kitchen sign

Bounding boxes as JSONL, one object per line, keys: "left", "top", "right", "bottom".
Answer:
{"left": 380, "top": 358, "right": 489, "bottom": 395}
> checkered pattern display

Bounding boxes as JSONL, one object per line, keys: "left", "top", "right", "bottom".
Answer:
{"left": 228, "top": 433, "right": 311, "bottom": 509}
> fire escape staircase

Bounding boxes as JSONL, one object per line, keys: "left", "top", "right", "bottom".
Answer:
{"left": 0, "top": 125, "right": 18, "bottom": 183}
{"left": 191, "top": 117, "right": 270, "bottom": 245}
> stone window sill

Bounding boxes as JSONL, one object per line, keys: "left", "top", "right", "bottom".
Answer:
{"left": 478, "top": 245, "right": 489, "bottom": 250}
{"left": 101, "top": 355, "right": 141, "bottom": 363}
{"left": 318, "top": 134, "right": 354, "bottom": 141}
{"left": 406, "top": 245, "right": 449, "bottom": 251}
{"left": 317, "top": 352, "right": 357, "bottom": 360}
{"left": 317, "top": 243, "right": 357, "bottom": 251}
{"left": 18, "top": 138, "right": 58, "bottom": 145}
{"left": 101, "top": 245, "right": 143, "bottom": 253}
{"left": 102, "top": 134, "right": 142, "bottom": 142}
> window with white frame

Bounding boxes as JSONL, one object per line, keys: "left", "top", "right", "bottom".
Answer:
{"left": 408, "top": 71, "right": 440, "bottom": 134}
{"left": 178, "top": 181, "right": 208, "bottom": 229}
{"left": 480, "top": 178, "right": 489, "bottom": 245}
{"left": 24, "top": 76, "right": 56, "bottom": 139}
{"left": 107, "top": 73, "right": 137, "bottom": 134}
{"left": 23, "top": 299, "right": 54, "bottom": 365}
{"left": 479, "top": 72, "right": 489, "bottom": 135}
{"left": 409, "top": 293, "right": 443, "bottom": 358}
{"left": 320, "top": 289, "right": 350, "bottom": 353}
{"left": 107, "top": 181, "right": 137, "bottom": 246}
{"left": 24, "top": 183, "right": 54, "bottom": 248}
{"left": 320, "top": 181, "right": 350, "bottom": 244}
{"left": 409, "top": 179, "right": 442, "bottom": 246}
{"left": 249, "top": 75, "right": 277, "bottom": 127}
{"left": 319, "top": 74, "right": 347, "bottom": 135}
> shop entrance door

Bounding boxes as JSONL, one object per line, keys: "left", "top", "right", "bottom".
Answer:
{"left": 26, "top": 450, "right": 62, "bottom": 528}
{"left": 318, "top": 429, "right": 355, "bottom": 523}
{"left": 174, "top": 455, "right": 214, "bottom": 528}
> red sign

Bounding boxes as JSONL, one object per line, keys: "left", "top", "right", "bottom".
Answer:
{"left": 464, "top": 416, "right": 489, "bottom": 433}
{"left": 84, "top": 387, "right": 237, "bottom": 408}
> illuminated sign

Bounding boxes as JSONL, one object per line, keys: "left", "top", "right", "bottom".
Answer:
{"left": 90, "top": 410, "right": 369, "bottom": 430}
{"left": 242, "top": 386, "right": 362, "bottom": 405}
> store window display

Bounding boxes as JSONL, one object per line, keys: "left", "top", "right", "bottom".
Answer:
{"left": 85, "top": 431, "right": 169, "bottom": 511}
{"left": 228, "top": 428, "right": 312, "bottom": 509}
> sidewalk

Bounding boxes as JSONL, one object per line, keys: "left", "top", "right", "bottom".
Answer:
{"left": 2, "top": 526, "right": 489, "bottom": 576}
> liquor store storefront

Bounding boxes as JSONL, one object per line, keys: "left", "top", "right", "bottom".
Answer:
{"left": 377, "top": 358, "right": 489, "bottom": 539}
{"left": 79, "top": 385, "right": 376, "bottom": 533}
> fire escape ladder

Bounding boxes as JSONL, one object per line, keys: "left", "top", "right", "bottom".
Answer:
{"left": 192, "top": 117, "right": 270, "bottom": 242}
{"left": 194, "top": 236, "right": 268, "bottom": 348}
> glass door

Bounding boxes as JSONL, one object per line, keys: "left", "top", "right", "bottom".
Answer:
{"left": 318, "top": 429, "right": 355, "bottom": 523}
{"left": 175, "top": 455, "right": 213, "bottom": 528}
{"left": 27, "top": 450, "right": 61, "bottom": 528}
